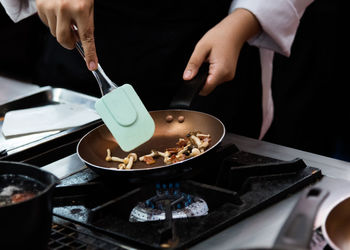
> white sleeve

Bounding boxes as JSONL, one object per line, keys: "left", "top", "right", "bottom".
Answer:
{"left": 230, "top": 0, "right": 314, "bottom": 56}
{"left": 0, "top": 0, "right": 37, "bottom": 23}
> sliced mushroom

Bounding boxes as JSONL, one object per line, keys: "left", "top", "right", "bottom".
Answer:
{"left": 124, "top": 153, "right": 138, "bottom": 169}
{"left": 105, "top": 131, "right": 211, "bottom": 167}
{"left": 125, "top": 161, "right": 133, "bottom": 169}
{"left": 190, "top": 134, "right": 210, "bottom": 150}
{"left": 158, "top": 151, "right": 170, "bottom": 158}
{"left": 190, "top": 147, "right": 201, "bottom": 157}
{"left": 123, "top": 157, "right": 129, "bottom": 164}
{"left": 118, "top": 163, "right": 126, "bottom": 169}
{"left": 128, "top": 153, "right": 138, "bottom": 162}
{"left": 176, "top": 144, "right": 190, "bottom": 156}
{"left": 158, "top": 151, "right": 172, "bottom": 164}
{"left": 196, "top": 133, "right": 210, "bottom": 139}
{"left": 105, "top": 148, "right": 112, "bottom": 161}
{"left": 175, "top": 153, "right": 186, "bottom": 161}
{"left": 199, "top": 140, "right": 209, "bottom": 149}
{"left": 145, "top": 156, "right": 157, "bottom": 165}
{"left": 139, "top": 150, "right": 158, "bottom": 162}
{"left": 190, "top": 135, "right": 202, "bottom": 148}
{"left": 111, "top": 156, "right": 125, "bottom": 163}
{"left": 166, "top": 147, "right": 180, "bottom": 154}
{"left": 176, "top": 138, "right": 189, "bottom": 147}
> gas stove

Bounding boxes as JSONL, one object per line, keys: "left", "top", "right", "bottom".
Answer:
{"left": 40, "top": 134, "right": 322, "bottom": 249}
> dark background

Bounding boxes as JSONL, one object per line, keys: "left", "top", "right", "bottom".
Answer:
{"left": 263, "top": 0, "right": 346, "bottom": 160}
{"left": 0, "top": 0, "right": 346, "bottom": 161}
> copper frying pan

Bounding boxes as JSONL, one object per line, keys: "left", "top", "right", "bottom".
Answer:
{"left": 77, "top": 109, "right": 225, "bottom": 180}
{"left": 77, "top": 63, "right": 225, "bottom": 181}
{"left": 271, "top": 189, "right": 350, "bottom": 250}
{"left": 323, "top": 196, "right": 350, "bottom": 250}
{"left": 244, "top": 188, "right": 350, "bottom": 250}
{"left": 239, "top": 187, "right": 329, "bottom": 250}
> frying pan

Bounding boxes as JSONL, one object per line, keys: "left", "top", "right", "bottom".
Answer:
{"left": 77, "top": 109, "right": 225, "bottom": 180}
{"left": 77, "top": 63, "right": 226, "bottom": 181}
{"left": 245, "top": 187, "right": 350, "bottom": 250}
{"left": 278, "top": 188, "right": 350, "bottom": 250}
{"left": 239, "top": 187, "right": 329, "bottom": 250}
{"left": 323, "top": 196, "right": 350, "bottom": 250}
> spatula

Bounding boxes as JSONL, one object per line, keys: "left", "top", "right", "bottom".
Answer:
{"left": 75, "top": 41, "right": 155, "bottom": 152}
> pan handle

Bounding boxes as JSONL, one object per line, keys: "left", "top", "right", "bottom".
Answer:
{"left": 273, "top": 187, "right": 329, "bottom": 250}
{"left": 169, "top": 63, "right": 209, "bottom": 109}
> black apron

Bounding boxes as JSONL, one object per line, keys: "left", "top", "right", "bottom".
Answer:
{"left": 34, "top": 0, "right": 262, "bottom": 138}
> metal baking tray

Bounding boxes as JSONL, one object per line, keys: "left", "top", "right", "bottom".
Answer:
{"left": 0, "top": 86, "right": 102, "bottom": 163}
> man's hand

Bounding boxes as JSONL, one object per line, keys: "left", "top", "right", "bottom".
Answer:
{"left": 183, "top": 8, "right": 261, "bottom": 96}
{"left": 36, "top": 0, "right": 98, "bottom": 71}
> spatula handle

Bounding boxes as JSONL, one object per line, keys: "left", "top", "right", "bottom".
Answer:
{"left": 92, "top": 63, "right": 118, "bottom": 95}
{"left": 72, "top": 25, "right": 118, "bottom": 96}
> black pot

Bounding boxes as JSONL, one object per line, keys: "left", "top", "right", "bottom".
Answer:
{"left": 0, "top": 161, "right": 60, "bottom": 250}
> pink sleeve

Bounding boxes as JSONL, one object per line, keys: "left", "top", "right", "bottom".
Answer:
{"left": 230, "top": 0, "right": 314, "bottom": 56}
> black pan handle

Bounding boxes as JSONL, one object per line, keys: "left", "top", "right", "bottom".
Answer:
{"left": 273, "top": 187, "right": 329, "bottom": 250}
{"left": 169, "top": 63, "right": 209, "bottom": 109}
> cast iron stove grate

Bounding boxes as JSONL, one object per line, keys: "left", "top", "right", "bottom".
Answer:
{"left": 49, "top": 220, "right": 331, "bottom": 250}
{"left": 50, "top": 217, "right": 124, "bottom": 249}
{"left": 52, "top": 139, "right": 323, "bottom": 249}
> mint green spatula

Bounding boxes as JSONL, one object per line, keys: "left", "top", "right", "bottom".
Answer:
{"left": 75, "top": 42, "right": 155, "bottom": 152}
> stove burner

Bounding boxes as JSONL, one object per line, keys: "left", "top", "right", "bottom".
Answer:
{"left": 129, "top": 183, "right": 208, "bottom": 222}
{"left": 50, "top": 138, "right": 323, "bottom": 249}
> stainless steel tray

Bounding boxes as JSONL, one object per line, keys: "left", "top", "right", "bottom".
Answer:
{"left": 0, "top": 86, "right": 102, "bottom": 160}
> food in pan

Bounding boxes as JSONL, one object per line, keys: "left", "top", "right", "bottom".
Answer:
{"left": 105, "top": 150, "right": 138, "bottom": 170}
{"left": 105, "top": 131, "right": 211, "bottom": 169}
{"left": 0, "top": 174, "right": 43, "bottom": 207}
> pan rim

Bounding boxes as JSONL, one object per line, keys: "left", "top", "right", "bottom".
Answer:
{"left": 321, "top": 195, "right": 350, "bottom": 250}
{"left": 0, "top": 161, "right": 60, "bottom": 209}
{"left": 76, "top": 109, "right": 226, "bottom": 172}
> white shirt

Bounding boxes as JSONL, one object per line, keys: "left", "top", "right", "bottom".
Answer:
{"left": 0, "top": 0, "right": 314, "bottom": 139}
{"left": 0, "top": 0, "right": 36, "bottom": 23}
{"left": 230, "top": 0, "right": 313, "bottom": 139}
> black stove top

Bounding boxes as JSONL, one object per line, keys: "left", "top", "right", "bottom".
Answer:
{"left": 47, "top": 136, "right": 322, "bottom": 249}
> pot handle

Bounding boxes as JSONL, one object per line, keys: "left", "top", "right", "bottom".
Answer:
{"left": 169, "top": 63, "right": 209, "bottom": 109}
{"left": 273, "top": 187, "right": 329, "bottom": 250}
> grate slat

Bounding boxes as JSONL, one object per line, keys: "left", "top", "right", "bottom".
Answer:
{"left": 49, "top": 218, "right": 124, "bottom": 250}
